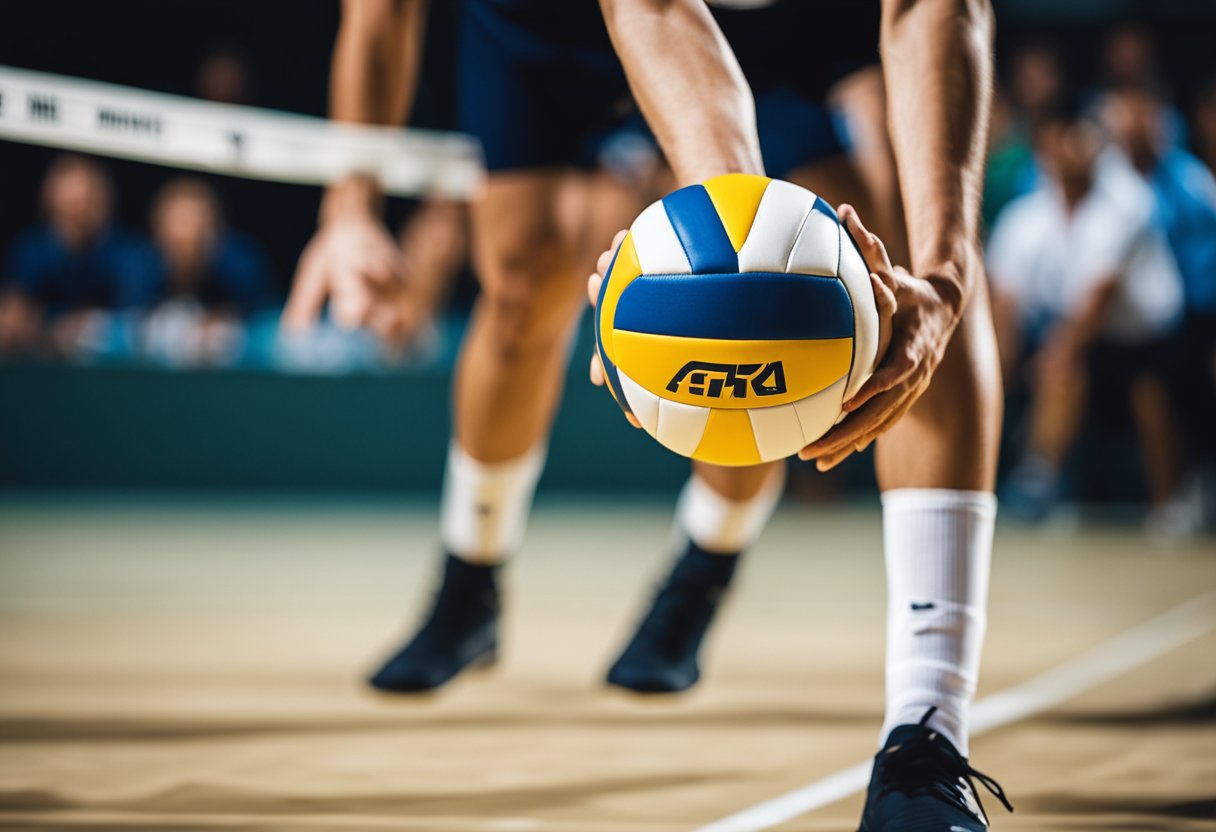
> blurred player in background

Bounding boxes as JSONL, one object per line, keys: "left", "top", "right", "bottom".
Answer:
{"left": 990, "top": 97, "right": 1185, "bottom": 527}
{"left": 1102, "top": 79, "right": 1216, "bottom": 533}
{"left": 287, "top": 1, "right": 1011, "bottom": 828}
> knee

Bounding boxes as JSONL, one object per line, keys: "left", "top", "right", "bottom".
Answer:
{"left": 477, "top": 235, "right": 581, "bottom": 361}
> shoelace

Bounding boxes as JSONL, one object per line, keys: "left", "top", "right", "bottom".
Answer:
{"left": 878, "top": 707, "right": 1014, "bottom": 824}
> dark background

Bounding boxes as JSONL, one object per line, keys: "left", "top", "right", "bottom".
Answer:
{"left": 4, "top": 0, "right": 1216, "bottom": 293}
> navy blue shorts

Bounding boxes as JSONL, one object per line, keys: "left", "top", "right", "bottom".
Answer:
{"left": 457, "top": 0, "right": 880, "bottom": 175}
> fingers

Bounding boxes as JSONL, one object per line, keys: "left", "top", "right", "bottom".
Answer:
{"left": 589, "top": 351, "right": 605, "bottom": 386}
{"left": 625, "top": 411, "right": 642, "bottom": 429}
{"left": 369, "top": 300, "right": 420, "bottom": 347}
{"left": 799, "top": 388, "right": 903, "bottom": 469}
{"left": 801, "top": 380, "right": 902, "bottom": 460}
{"left": 328, "top": 262, "right": 381, "bottom": 330}
{"left": 283, "top": 248, "right": 329, "bottom": 331}
{"left": 871, "top": 273, "right": 897, "bottom": 320}
{"left": 870, "top": 273, "right": 897, "bottom": 373}
{"left": 842, "top": 359, "right": 907, "bottom": 413}
{"left": 587, "top": 272, "right": 603, "bottom": 308}
{"left": 595, "top": 229, "right": 628, "bottom": 280}
{"left": 839, "top": 203, "right": 893, "bottom": 274}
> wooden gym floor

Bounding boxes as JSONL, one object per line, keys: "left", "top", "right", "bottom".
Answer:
{"left": 0, "top": 498, "right": 1213, "bottom": 831}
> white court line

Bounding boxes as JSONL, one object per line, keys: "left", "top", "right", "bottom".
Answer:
{"left": 696, "top": 592, "right": 1216, "bottom": 832}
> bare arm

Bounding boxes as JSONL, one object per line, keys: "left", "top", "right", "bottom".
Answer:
{"left": 599, "top": 0, "right": 762, "bottom": 184}
{"left": 323, "top": 0, "right": 429, "bottom": 221}
{"left": 881, "top": 0, "right": 994, "bottom": 316}
{"left": 283, "top": 0, "right": 432, "bottom": 337}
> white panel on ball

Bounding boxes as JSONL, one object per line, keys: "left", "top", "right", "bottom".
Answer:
{"left": 617, "top": 370, "right": 660, "bottom": 435}
{"left": 630, "top": 201, "right": 692, "bottom": 276}
{"left": 737, "top": 180, "right": 815, "bottom": 273}
{"left": 836, "top": 225, "right": 880, "bottom": 399}
{"left": 657, "top": 399, "right": 711, "bottom": 457}
{"left": 792, "top": 375, "right": 849, "bottom": 445}
{"left": 747, "top": 401, "right": 808, "bottom": 462}
{"left": 785, "top": 206, "right": 841, "bottom": 277}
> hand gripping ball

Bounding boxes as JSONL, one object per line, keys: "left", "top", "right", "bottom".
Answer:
{"left": 594, "top": 174, "right": 882, "bottom": 466}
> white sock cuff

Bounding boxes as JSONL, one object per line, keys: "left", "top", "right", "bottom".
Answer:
{"left": 677, "top": 467, "right": 785, "bottom": 554}
{"left": 881, "top": 488, "right": 996, "bottom": 517}
{"left": 440, "top": 442, "right": 546, "bottom": 564}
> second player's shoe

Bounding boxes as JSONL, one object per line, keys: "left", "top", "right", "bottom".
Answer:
{"left": 369, "top": 554, "right": 500, "bottom": 693}
{"left": 859, "top": 707, "right": 1013, "bottom": 831}
{"left": 606, "top": 541, "right": 739, "bottom": 694}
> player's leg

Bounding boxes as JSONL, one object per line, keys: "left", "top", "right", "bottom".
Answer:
{"left": 371, "top": 172, "right": 584, "bottom": 693}
{"left": 873, "top": 273, "right": 1002, "bottom": 747}
{"left": 455, "top": 173, "right": 583, "bottom": 463}
{"left": 858, "top": 272, "right": 1009, "bottom": 830}
{"left": 606, "top": 458, "right": 785, "bottom": 693}
{"left": 831, "top": 53, "right": 1009, "bottom": 827}
{"left": 370, "top": 0, "right": 626, "bottom": 694}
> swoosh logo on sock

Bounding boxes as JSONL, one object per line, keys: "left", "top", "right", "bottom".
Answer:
{"left": 910, "top": 602, "right": 936, "bottom": 611}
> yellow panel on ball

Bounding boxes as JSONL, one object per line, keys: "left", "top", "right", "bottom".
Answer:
{"left": 693, "top": 408, "right": 762, "bottom": 467}
{"left": 611, "top": 330, "right": 853, "bottom": 409}
{"left": 597, "top": 232, "right": 642, "bottom": 364}
{"left": 702, "top": 173, "right": 772, "bottom": 252}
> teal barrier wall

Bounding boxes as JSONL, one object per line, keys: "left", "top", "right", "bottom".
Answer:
{"left": 0, "top": 349, "right": 690, "bottom": 495}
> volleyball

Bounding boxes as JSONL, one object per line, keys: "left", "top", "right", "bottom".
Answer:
{"left": 594, "top": 174, "right": 882, "bottom": 467}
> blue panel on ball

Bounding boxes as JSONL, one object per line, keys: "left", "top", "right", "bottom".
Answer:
{"left": 812, "top": 195, "right": 838, "bottom": 222}
{"left": 662, "top": 185, "right": 738, "bottom": 274}
{"left": 613, "top": 272, "right": 854, "bottom": 341}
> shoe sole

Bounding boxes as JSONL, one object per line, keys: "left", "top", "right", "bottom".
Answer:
{"left": 366, "top": 649, "right": 500, "bottom": 700}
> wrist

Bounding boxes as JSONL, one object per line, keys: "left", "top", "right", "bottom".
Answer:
{"left": 320, "top": 175, "right": 383, "bottom": 225}
{"left": 917, "top": 241, "right": 980, "bottom": 323}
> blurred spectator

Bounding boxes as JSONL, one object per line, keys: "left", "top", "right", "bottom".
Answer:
{"left": 1100, "top": 24, "right": 1186, "bottom": 147}
{"left": 988, "top": 98, "right": 1186, "bottom": 526}
{"left": 195, "top": 47, "right": 254, "bottom": 105}
{"left": 0, "top": 155, "right": 156, "bottom": 358}
{"left": 1101, "top": 23, "right": 1159, "bottom": 87}
{"left": 984, "top": 41, "right": 1065, "bottom": 230}
{"left": 1195, "top": 77, "right": 1216, "bottom": 179}
{"left": 140, "top": 177, "right": 276, "bottom": 366}
{"left": 1103, "top": 79, "right": 1216, "bottom": 532}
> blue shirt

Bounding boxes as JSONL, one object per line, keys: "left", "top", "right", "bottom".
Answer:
{"left": 1150, "top": 148, "right": 1216, "bottom": 314}
{"left": 4, "top": 225, "right": 160, "bottom": 317}
{"left": 143, "top": 232, "right": 277, "bottom": 317}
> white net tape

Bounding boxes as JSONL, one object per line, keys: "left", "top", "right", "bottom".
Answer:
{"left": 0, "top": 66, "right": 485, "bottom": 199}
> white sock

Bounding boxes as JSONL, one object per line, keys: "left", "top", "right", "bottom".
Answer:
{"left": 440, "top": 442, "right": 546, "bottom": 565}
{"left": 676, "top": 466, "right": 785, "bottom": 554}
{"left": 880, "top": 488, "right": 996, "bottom": 756}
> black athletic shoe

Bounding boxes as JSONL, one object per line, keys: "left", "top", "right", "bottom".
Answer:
{"left": 368, "top": 554, "right": 500, "bottom": 693}
{"left": 606, "top": 542, "right": 739, "bottom": 694}
{"left": 859, "top": 708, "right": 1013, "bottom": 831}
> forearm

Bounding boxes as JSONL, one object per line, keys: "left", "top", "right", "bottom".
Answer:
{"left": 600, "top": 0, "right": 762, "bottom": 184}
{"left": 881, "top": 0, "right": 993, "bottom": 312}
{"left": 323, "top": 0, "right": 428, "bottom": 222}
